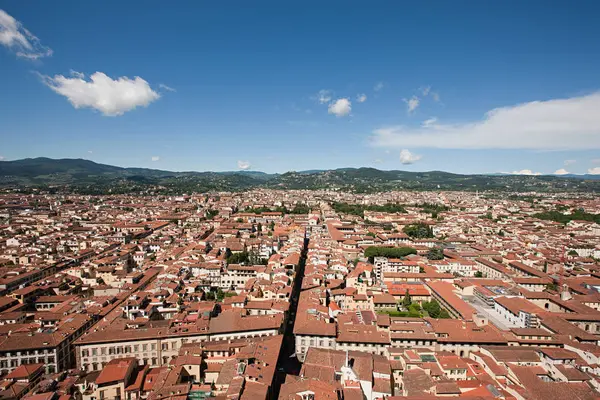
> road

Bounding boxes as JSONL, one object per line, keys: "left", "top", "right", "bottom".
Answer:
{"left": 272, "top": 232, "right": 309, "bottom": 397}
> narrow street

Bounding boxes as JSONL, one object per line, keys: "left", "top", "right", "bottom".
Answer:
{"left": 272, "top": 230, "right": 310, "bottom": 397}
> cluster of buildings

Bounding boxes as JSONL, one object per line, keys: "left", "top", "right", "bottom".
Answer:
{"left": 0, "top": 189, "right": 598, "bottom": 399}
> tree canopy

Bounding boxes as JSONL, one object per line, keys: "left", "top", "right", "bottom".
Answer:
{"left": 332, "top": 202, "right": 407, "bottom": 216}
{"left": 403, "top": 223, "right": 434, "bottom": 239}
{"left": 426, "top": 247, "right": 444, "bottom": 260}
{"left": 364, "top": 246, "right": 417, "bottom": 259}
{"left": 533, "top": 210, "right": 600, "bottom": 225}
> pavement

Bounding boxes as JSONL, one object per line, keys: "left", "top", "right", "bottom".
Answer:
{"left": 463, "top": 295, "right": 519, "bottom": 330}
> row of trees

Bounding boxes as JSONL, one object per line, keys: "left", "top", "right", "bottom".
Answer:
{"left": 242, "top": 204, "right": 310, "bottom": 215}
{"left": 364, "top": 246, "right": 417, "bottom": 261}
{"left": 533, "top": 209, "right": 600, "bottom": 225}
{"left": 332, "top": 202, "right": 408, "bottom": 216}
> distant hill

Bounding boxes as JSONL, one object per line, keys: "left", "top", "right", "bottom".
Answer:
{"left": 0, "top": 157, "right": 599, "bottom": 194}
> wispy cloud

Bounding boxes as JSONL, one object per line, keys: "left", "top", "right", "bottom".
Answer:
{"left": 403, "top": 96, "right": 420, "bottom": 114}
{"left": 39, "top": 71, "right": 161, "bottom": 116}
{"left": 372, "top": 92, "right": 600, "bottom": 150}
{"left": 158, "top": 83, "right": 176, "bottom": 92}
{"left": 422, "top": 117, "right": 437, "bottom": 128}
{"left": 356, "top": 93, "right": 367, "bottom": 103}
{"left": 315, "top": 89, "right": 332, "bottom": 104}
{"left": 237, "top": 160, "right": 251, "bottom": 170}
{"left": 564, "top": 159, "right": 576, "bottom": 166}
{"left": 151, "top": 156, "right": 160, "bottom": 162}
{"left": 374, "top": 82, "right": 384, "bottom": 92}
{"left": 0, "top": 9, "right": 52, "bottom": 59}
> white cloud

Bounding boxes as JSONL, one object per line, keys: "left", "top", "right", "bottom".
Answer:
{"left": 158, "top": 83, "right": 176, "bottom": 92}
{"left": 399, "top": 149, "right": 422, "bottom": 165}
{"left": 328, "top": 98, "right": 351, "bottom": 117}
{"left": 371, "top": 92, "right": 600, "bottom": 149}
{"left": 374, "top": 82, "right": 384, "bottom": 92}
{"left": 564, "top": 159, "right": 576, "bottom": 166}
{"left": 0, "top": 156, "right": 5, "bottom": 161}
{"left": 421, "top": 86, "right": 431, "bottom": 96}
{"left": 316, "top": 89, "right": 332, "bottom": 104}
{"left": 553, "top": 168, "right": 569, "bottom": 175}
{"left": 588, "top": 167, "right": 600, "bottom": 175}
{"left": 237, "top": 160, "right": 251, "bottom": 170}
{"left": 403, "top": 96, "right": 420, "bottom": 114}
{"left": 431, "top": 92, "right": 440, "bottom": 102}
{"left": 356, "top": 93, "right": 367, "bottom": 103}
{"left": 0, "top": 9, "right": 52, "bottom": 59}
{"left": 40, "top": 71, "right": 161, "bottom": 116}
{"left": 422, "top": 117, "right": 438, "bottom": 128}
{"left": 374, "top": 159, "right": 383, "bottom": 164}
{"left": 151, "top": 156, "right": 160, "bottom": 162}
{"left": 511, "top": 169, "right": 541, "bottom": 176}
{"left": 87, "top": 150, "right": 93, "bottom": 154}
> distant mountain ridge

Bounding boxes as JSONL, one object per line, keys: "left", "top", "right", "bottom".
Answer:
{"left": 0, "top": 157, "right": 599, "bottom": 193}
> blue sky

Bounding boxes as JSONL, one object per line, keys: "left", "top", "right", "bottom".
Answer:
{"left": 1, "top": 1, "right": 600, "bottom": 175}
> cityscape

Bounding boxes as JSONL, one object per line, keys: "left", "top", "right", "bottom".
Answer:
{"left": 2, "top": 2, "right": 600, "bottom": 400}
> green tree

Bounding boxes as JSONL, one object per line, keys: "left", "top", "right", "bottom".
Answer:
{"left": 408, "top": 302, "right": 422, "bottom": 317}
{"left": 402, "top": 290, "right": 412, "bottom": 309}
{"left": 474, "top": 271, "right": 483, "bottom": 278}
{"left": 227, "top": 251, "right": 249, "bottom": 264}
{"left": 546, "top": 283, "right": 559, "bottom": 292}
{"left": 403, "top": 223, "right": 434, "bottom": 239}
{"left": 364, "top": 246, "right": 417, "bottom": 261}
{"left": 331, "top": 202, "right": 407, "bottom": 216}
{"left": 422, "top": 300, "right": 441, "bottom": 318}
{"left": 426, "top": 247, "right": 444, "bottom": 260}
